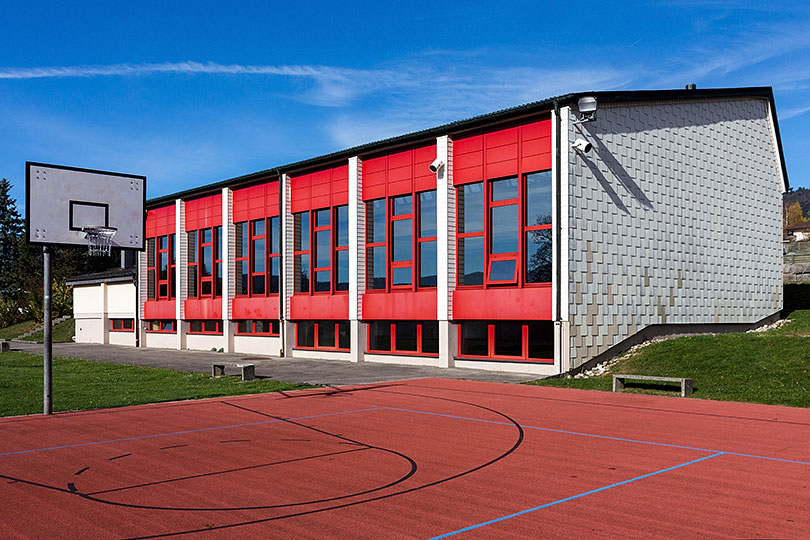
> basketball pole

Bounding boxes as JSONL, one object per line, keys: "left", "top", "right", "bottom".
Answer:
{"left": 43, "top": 245, "right": 53, "bottom": 415}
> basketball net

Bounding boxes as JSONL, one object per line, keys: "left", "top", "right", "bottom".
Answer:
{"left": 82, "top": 226, "right": 118, "bottom": 256}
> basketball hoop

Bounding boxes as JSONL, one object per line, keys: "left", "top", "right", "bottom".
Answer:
{"left": 82, "top": 226, "right": 118, "bottom": 256}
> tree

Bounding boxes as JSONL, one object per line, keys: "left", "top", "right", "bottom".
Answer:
{"left": 0, "top": 178, "right": 24, "bottom": 296}
{"left": 785, "top": 201, "right": 807, "bottom": 229}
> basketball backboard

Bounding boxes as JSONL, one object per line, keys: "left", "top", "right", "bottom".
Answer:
{"left": 26, "top": 162, "right": 146, "bottom": 250}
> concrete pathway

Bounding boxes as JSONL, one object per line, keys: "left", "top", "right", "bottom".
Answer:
{"left": 9, "top": 341, "right": 542, "bottom": 385}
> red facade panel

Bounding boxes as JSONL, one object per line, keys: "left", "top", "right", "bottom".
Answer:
{"left": 233, "top": 181, "right": 280, "bottom": 223}
{"left": 361, "top": 144, "right": 436, "bottom": 200}
{"left": 143, "top": 299, "right": 176, "bottom": 320}
{"left": 184, "top": 298, "right": 222, "bottom": 320}
{"left": 452, "top": 286, "right": 552, "bottom": 320}
{"left": 290, "top": 294, "right": 349, "bottom": 320}
{"left": 232, "top": 296, "right": 279, "bottom": 319}
{"left": 362, "top": 291, "right": 437, "bottom": 320}
{"left": 145, "top": 205, "right": 175, "bottom": 237}
{"left": 453, "top": 117, "right": 551, "bottom": 185}
{"left": 290, "top": 164, "right": 349, "bottom": 213}
{"left": 185, "top": 194, "right": 222, "bottom": 231}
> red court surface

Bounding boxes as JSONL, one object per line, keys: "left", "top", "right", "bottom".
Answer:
{"left": 1, "top": 378, "right": 809, "bottom": 539}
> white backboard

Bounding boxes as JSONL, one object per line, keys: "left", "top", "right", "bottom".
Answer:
{"left": 26, "top": 162, "right": 146, "bottom": 250}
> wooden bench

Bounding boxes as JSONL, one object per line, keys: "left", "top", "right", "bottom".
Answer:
{"left": 211, "top": 362, "right": 255, "bottom": 382}
{"left": 612, "top": 374, "right": 693, "bottom": 397}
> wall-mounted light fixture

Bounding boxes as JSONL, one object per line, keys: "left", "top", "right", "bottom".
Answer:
{"left": 572, "top": 138, "right": 592, "bottom": 154}
{"left": 429, "top": 158, "right": 445, "bottom": 173}
{"left": 574, "top": 96, "right": 597, "bottom": 124}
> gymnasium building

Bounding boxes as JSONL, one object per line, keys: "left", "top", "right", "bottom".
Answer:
{"left": 70, "top": 86, "right": 788, "bottom": 376}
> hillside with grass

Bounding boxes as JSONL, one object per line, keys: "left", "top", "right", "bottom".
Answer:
{"left": 528, "top": 310, "right": 810, "bottom": 408}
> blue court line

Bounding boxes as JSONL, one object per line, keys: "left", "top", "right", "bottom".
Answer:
{"left": 428, "top": 452, "right": 726, "bottom": 539}
{"left": 380, "top": 406, "right": 810, "bottom": 466}
{"left": 0, "top": 407, "right": 381, "bottom": 457}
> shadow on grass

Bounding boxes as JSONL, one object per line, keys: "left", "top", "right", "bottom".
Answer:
{"left": 621, "top": 381, "right": 699, "bottom": 396}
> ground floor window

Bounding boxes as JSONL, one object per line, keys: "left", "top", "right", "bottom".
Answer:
{"left": 146, "top": 320, "right": 176, "bottom": 333}
{"left": 457, "top": 320, "right": 553, "bottom": 362}
{"left": 367, "top": 321, "right": 439, "bottom": 356}
{"left": 296, "top": 320, "right": 350, "bottom": 351}
{"left": 110, "top": 318, "right": 134, "bottom": 332}
{"left": 236, "top": 319, "right": 280, "bottom": 336}
{"left": 188, "top": 320, "right": 222, "bottom": 334}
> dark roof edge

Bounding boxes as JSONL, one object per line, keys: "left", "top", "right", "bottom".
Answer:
{"left": 66, "top": 268, "right": 136, "bottom": 286}
{"left": 146, "top": 86, "right": 786, "bottom": 208}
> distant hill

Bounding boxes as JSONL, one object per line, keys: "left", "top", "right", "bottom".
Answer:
{"left": 785, "top": 188, "right": 810, "bottom": 216}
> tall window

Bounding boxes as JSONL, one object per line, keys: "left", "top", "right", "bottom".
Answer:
{"left": 365, "top": 192, "right": 436, "bottom": 291}
{"left": 335, "top": 206, "right": 349, "bottom": 291}
{"left": 236, "top": 217, "right": 280, "bottom": 297}
{"left": 391, "top": 195, "right": 413, "bottom": 287}
{"left": 295, "top": 206, "right": 347, "bottom": 295}
{"left": 294, "top": 212, "right": 310, "bottom": 293}
{"left": 146, "top": 234, "right": 176, "bottom": 300}
{"left": 456, "top": 170, "right": 551, "bottom": 287}
{"left": 368, "top": 321, "right": 438, "bottom": 356}
{"left": 366, "top": 199, "right": 386, "bottom": 290}
{"left": 418, "top": 191, "right": 437, "bottom": 287}
{"left": 187, "top": 226, "right": 222, "bottom": 298}
{"left": 296, "top": 321, "right": 350, "bottom": 350}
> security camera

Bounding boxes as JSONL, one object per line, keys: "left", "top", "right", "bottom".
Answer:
{"left": 572, "top": 138, "right": 592, "bottom": 154}
{"left": 429, "top": 158, "right": 444, "bottom": 173}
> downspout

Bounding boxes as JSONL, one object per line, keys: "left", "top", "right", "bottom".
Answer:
{"left": 554, "top": 100, "right": 563, "bottom": 368}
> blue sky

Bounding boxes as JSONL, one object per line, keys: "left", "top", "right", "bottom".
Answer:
{"left": 2, "top": 0, "right": 809, "bottom": 213}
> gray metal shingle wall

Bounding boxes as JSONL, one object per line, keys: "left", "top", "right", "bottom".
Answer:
{"left": 566, "top": 98, "right": 783, "bottom": 367}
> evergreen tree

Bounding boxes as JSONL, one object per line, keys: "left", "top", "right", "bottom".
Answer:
{"left": 0, "top": 178, "right": 24, "bottom": 296}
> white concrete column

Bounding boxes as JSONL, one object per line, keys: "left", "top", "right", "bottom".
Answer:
{"left": 175, "top": 199, "right": 186, "bottom": 351}
{"left": 348, "top": 156, "right": 365, "bottom": 362}
{"left": 436, "top": 135, "right": 455, "bottom": 367}
{"left": 100, "top": 282, "right": 110, "bottom": 345}
{"left": 281, "top": 174, "right": 294, "bottom": 357}
{"left": 137, "top": 249, "right": 148, "bottom": 347}
{"left": 221, "top": 188, "right": 234, "bottom": 352}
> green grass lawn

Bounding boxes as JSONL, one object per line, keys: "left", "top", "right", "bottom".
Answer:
{"left": 0, "top": 351, "right": 317, "bottom": 417}
{"left": 0, "top": 320, "right": 38, "bottom": 340}
{"left": 528, "top": 310, "right": 810, "bottom": 408}
{"left": 26, "top": 318, "right": 75, "bottom": 343}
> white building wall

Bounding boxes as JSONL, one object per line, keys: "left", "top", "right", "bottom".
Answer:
{"left": 566, "top": 97, "right": 784, "bottom": 369}
{"left": 186, "top": 334, "right": 226, "bottom": 351}
{"left": 107, "top": 283, "right": 136, "bottom": 315}
{"left": 233, "top": 335, "right": 282, "bottom": 356}
{"left": 145, "top": 332, "right": 178, "bottom": 349}
{"left": 109, "top": 331, "right": 135, "bottom": 346}
{"left": 74, "top": 285, "right": 104, "bottom": 318}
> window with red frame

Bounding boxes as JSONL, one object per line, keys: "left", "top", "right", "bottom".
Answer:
{"left": 146, "top": 320, "right": 175, "bottom": 333}
{"left": 366, "top": 192, "right": 436, "bottom": 291}
{"left": 235, "top": 217, "right": 281, "bottom": 297}
{"left": 294, "top": 206, "right": 347, "bottom": 295}
{"left": 146, "top": 234, "right": 176, "bottom": 300}
{"left": 367, "top": 321, "right": 438, "bottom": 355}
{"left": 456, "top": 170, "right": 551, "bottom": 287}
{"left": 236, "top": 319, "right": 280, "bottom": 335}
{"left": 187, "top": 226, "right": 223, "bottom": 298}
{"left": 457, "top": 321, "right": 553, "bottom": 362}
{"left": 295, "top": 321, "right": 350, "bottom": 350}
{"left": 110, "top": 318, "right": 134, "bottom": 332}
{"left": 188, "top": 320, "right": 222, "bottom": 334}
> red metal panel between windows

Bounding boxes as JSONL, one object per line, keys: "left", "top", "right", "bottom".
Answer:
{"left": 290, "top": 294, "right": 349, "bottom": 320}
{"left": 291, "top": 165, "right": 349, "bottom": 213}
{"left": 232, "top": 297, "right": 279, "bottom": 319}
{"left": 362, "top": 144, "right": 436, "bottom": 200}
{"left": 184, "top": 298, "right": 222, "bottom": 320}
{"left": 185, "top": 194, "right": 222, "bottom": 231}
{"left": 362, "top": 290, "right": 437, "bottom": 320}
{"left": 453, "top": 118, "right": 551, "bottom": 186}
{"left": 145, "top": 205, "right": 175, "bottom": 237}
{"left": 144, "top": 300, "right": 176, "bottom": 320}
{"left": 452, "top": 286, "right": 552, "bottom": 320}
{"left": 233, "top": 181, "right": 280, "bottom": 223}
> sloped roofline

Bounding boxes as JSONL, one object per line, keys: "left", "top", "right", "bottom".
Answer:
{"left": 146, "top": 86, "right": 788, "bottom": 208}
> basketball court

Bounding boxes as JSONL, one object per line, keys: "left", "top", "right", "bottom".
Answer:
{"left": 1, "top": 378, "right": 807, "bottom": 539}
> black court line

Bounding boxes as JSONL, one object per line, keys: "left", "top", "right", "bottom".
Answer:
{"left": 74, "top": 467, "right": 89, "bottom": 476}
{"left": 121, "top": 393, "right": 524, "bottom": 539}
{"left": 218, "top": 439, "right": 250, "bottom": 443}
{"left": 107, "top": 453, "right": 132, "bottom": 461}
{"left": 160, "top": 444, "right": 188, "bottom": 450}
{"left": 85, "top": 448, "right": 371, "bottom": 497}
{"left": 400, "top": 382, "right": 810, "bottom": 428}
